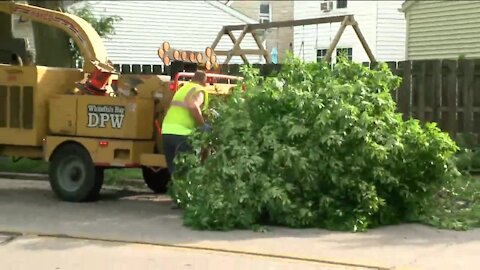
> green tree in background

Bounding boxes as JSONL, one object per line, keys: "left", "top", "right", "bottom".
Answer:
{"left": 66, "top": 2, "right": 122, "bottom": 67}
{"left": 26, "top": 0, "right": 121, "bottom": 68}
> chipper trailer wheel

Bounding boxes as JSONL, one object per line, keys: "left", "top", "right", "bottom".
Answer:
{"left": 49, "top": 143, "right": 104, "bottom": 202}
{"left": 141, "top": 166, "right": 171, "bottom": 194}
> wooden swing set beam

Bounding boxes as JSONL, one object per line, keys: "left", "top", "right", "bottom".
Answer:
{"left": 210, "top": 15, "right": 376, "bottom": 65}
{"left": 222, "top": 15, "right": 347, "bottom": 31}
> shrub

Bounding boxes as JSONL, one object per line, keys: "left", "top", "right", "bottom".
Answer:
{"left": 169, "top": 55, "right": 461, "bottom": 232}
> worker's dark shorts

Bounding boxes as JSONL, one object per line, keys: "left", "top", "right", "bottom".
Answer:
{"left": 162, "top": 134, "right": 193, "bottom": 175}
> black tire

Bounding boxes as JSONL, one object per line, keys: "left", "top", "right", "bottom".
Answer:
{"left": 142, "top": 166, "right": 171, "bottom": 194}
{"left": 48, "top": 143, "right": 104, "bottom": 202}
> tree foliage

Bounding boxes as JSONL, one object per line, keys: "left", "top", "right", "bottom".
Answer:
{"left": 66, "top": 2, "right": 122, "bottom": 66}
{"left": 25, "top": 0, "right": 121, "bottom": 67}
{"left": 169, "top": 55, "right": 462, "bottom": 232}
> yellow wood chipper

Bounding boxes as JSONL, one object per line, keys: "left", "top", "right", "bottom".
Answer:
{"left": 0, "top": 2, "right": 242, "bottom": 202}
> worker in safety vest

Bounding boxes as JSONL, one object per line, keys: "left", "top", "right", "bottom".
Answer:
{"left": 161, "top": 70, "right": 210, "bottom": 174}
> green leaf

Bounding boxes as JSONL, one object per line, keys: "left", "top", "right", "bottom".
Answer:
{"left": 169, "top": 54, "right": 468, "bottom": 233}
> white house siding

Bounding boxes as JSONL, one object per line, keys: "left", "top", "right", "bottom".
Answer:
{"left": 293, "top": 0, "right": 405, "bottom": 63}
{"left": 79, "top": 0, "right": 260, "bottom": 65}
{"left": 405, "top": 0, "right": 480, "bottom": 60}
{"left": 11, "top": 15, "right": 36, "bottom": 56}
{"left": 11, "top": 1, "right": 37, "bottom": 59}
{"left": 376, "top": 1, "right": 406, "bottom": 61}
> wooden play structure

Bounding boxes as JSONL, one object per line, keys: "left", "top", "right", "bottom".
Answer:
{"left": 210, "top": 15, "right": 377, "bottom": 65}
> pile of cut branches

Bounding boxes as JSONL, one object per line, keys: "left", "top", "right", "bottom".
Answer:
{"left": 169, "top": 55, "right": 461, "bottom": 232}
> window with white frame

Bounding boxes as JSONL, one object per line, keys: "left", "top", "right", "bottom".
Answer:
{"left": 316, "top": 49, "right": 328, "bottom": 62}
{"left": 259, "top": 3, "right": 271, "bottom": 23}
{"left": 336, "top": 48, "right": 353, "bottom": 61}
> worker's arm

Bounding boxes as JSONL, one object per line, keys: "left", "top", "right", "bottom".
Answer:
{"left": 186, "top": 91, "right": 205, "bottom": 126}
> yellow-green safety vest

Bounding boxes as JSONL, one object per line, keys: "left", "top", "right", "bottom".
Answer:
{"left": 162, "top": 82, "right": 209, "bottom": 136}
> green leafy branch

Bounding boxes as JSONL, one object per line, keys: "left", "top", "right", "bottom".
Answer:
{"left": 66, "top": 2, "right": 122, "bottom": 66}
{"left": 168, "top": 53, "right": 477, "bottom": 232}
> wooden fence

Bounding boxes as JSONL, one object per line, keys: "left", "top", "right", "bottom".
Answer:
{"left": 111, "top": 62, "right": 283, "bottom": 77}
{"left": 114, "top": 59, "right": 480, "bottom": 146}
{"left": 379, "top": 59, "right": 480, "bottom": 146}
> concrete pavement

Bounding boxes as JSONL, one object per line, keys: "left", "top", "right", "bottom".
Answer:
{"left": 1, "top": 234, "right": 353, "bottom": 270}
{"left": 0, "top": 178, "right": 479, "bottom": 270}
